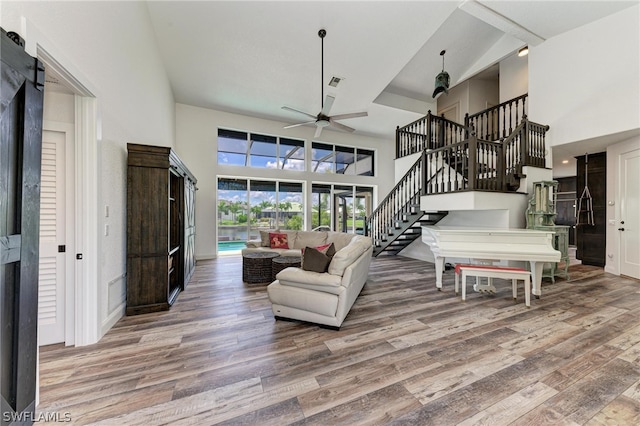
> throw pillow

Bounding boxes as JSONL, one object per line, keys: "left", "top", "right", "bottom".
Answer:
{"left": 260, "top": 229, "right": 278, "bottom": 247}
{"left": 302, "top": 247, "right": 332, "bottom": 273}
{"left": 301, "top": 242, "right": 335, "bottom": 255}
{"left": 269, "top": 232, "right": 289, "bottom": 249}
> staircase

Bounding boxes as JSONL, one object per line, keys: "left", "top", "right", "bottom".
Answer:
{"left": 366, "top": 93, "right": 550, "bottom": 257}
{"left": 372, "top": 207, "right": 447, "bottom": 256}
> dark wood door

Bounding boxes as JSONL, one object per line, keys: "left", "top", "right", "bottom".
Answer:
{"left": 575, "top": 152, "right": 606, "bottom": 266}
{"left": 1, "top": 28, "right": 45, "bottom": 425}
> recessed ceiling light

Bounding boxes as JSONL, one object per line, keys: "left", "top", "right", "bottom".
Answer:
{"left": 562, "top": 160, "right": 569, "bottom": 164}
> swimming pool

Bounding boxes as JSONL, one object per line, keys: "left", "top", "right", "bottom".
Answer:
{"left": 218, "top": 240, "right": 246, "bottom": 253}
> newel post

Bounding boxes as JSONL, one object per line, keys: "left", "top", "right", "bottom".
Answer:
{"left": 467, "top": 133, "right": 478, "bottom": 190}
{"left": 395, "top": 126, "right": 400, "bottom": 159}
{"left": 426, "top": 110, "right": 432, "bottom": 150}
{"left": 420, "top": 149, "right": 426, "bottom": 196}
{"left": 520, "top": 114, "right": 529, "bottom": 165}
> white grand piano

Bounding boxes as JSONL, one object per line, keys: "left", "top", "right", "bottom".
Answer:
{"left": 422, "top": 226, "right": 561, "bottom": 297}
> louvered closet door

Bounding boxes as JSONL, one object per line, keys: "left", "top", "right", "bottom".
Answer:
{"left": 38, "top": 129, "right": 66, "bottom": 345}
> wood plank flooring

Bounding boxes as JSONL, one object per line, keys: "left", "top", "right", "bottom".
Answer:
{"left": 38, "top": 255, "right": 640, "bottom": 425}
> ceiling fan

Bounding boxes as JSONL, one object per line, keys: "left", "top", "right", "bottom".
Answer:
{"left": 282, "top": 29, "right": 368, "bottom": 138}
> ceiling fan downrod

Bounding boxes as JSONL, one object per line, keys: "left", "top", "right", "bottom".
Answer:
{"left": 319, "top": 29, "right": 326, "bottom": 109}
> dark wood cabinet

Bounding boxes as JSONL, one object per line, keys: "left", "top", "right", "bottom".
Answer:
{"left": 126, "top": 143, "right": 197, "bottom": 315}
{"left": 575, "top": 152, "right": 606, "bottom": 267}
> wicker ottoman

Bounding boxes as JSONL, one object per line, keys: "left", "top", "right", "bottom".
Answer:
{"left": 271, "top": 256, "right": 302, "bottom": 281}
{"left": 242, "top": 252, "right": 280, "bottom": 283}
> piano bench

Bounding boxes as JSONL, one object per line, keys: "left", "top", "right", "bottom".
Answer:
{"left": 454, "top": 264, "right": 531, "bottom": 307}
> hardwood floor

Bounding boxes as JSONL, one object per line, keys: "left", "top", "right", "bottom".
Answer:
{"left": 38, "top": 255, "right": 640, "bottom": 425}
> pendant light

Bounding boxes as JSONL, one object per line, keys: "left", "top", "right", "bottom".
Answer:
{"left": 432, "top": 50, "right": 450, "bottom": 99}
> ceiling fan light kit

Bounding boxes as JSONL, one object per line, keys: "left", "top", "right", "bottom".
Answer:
{"left": 281, "top": 29, "right": 367, "bottom": 137}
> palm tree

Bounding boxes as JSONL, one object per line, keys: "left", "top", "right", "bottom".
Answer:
{"left": 218, "top": 200, "right": 230, "bottom": 221}
{"left": 259, "top": 200, "right": 273, "bottom": 211}
{"left": 278, "top": 201, "right": 293, "bottom": 228}
{"left": 250, "top": 205, "right": 262, "bottom": 223}
{"left": 228, "top": 201, "right": 244, "bottom": 223}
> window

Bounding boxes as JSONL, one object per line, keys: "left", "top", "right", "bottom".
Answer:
{"left": 218, "top": 129, "right": 305, "bottom": 171}
{"left": 277, "top": 182, "right": 304, "bottom": 230}
{"left": 356, "top": 149, "right": 374, "bottom": 176}
{"left": 312, "top": 142, "right": 375, "bottom": 176}
{"left": 249, "top": 134, "right": 277, "bottom": 168}
{"left": 218, "top": 129, "right": 248, "bottom": 166}
{"left": 217, "top": 177, "right": 305, "bottom": 252}
{"left": 311, "top": 184, "right": 374, "bottom": 233}
{"left": 218, "top": 128, "right": 374, "bottom": 176}
{"left": 311, "top": 184, "right": 332, "bottom": 230}
{"left": 217, "top": 178, "right": 249, "bottom": 243}
{"left": 336, "top": 145, "right": 355, "bottom": 175}
{"left": 280, "top": 138, "right": 305, "bottom": 170}
{"left": 249, "top": 180, "right": 277, "bottom": 233}
{"left": 312, "top": 142, "right": 334, "bottom": 173}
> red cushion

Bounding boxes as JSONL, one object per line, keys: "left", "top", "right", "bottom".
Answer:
{"left": 302, "top": 243, "right": 332, "bottom": 255}
{"left": 454, "top": 263, "right": 528, "bottom": 274}
{"left": 269, "top": 232, "right": 289, "bottom": 249}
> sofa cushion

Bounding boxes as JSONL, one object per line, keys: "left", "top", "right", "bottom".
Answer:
{"left": 269, "top": 232, "right": 289, "bottom": 249}
{"left": 292, "top": 231, "right": 328, "bottom": 249}
{"left": 268, "top": 281, "right": 339, "bottom": 317}
{"left": 301, "top": 242, "right": 335, "bottom": 256}
{"left": 276, "top": 267, "right": 343, "bottom": 295}
{"left": 326, "top": 231, "right": 356, "bottom": 252}
{"left": 260, "top": 229, "right": 279, "bottom": 247}
{"left": 328, "top": 236, "right": 371, "bottom": 276}
{"left": 302, "top": 246, "right": 333, "bottom": 273}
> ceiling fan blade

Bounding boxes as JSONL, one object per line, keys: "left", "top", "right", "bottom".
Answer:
{"left": 330, "top": 111, "right": 368, "bottom": 121}
{"left": 282, "top": 106, "right": 316, "bottom": 120}
{"left": 329, "top": 120, "right": 355, "bottom": 133}
{"left": 314, "top": 125, "right": 323, "bottom": 138}
{"left": 320, "top": 95, "right": 335, "bottom": 116}
{"left": 284, "top": 120, "right": 316, "bottom": 129}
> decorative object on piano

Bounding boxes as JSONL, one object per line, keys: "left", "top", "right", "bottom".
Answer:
{"left": 432, "top": 50, "right": 450, "bottom": 99}
{"left": 526, "top": 180, "right": 558, "bottom": 227}
{"left": 526, "top": 181, "right": 570, "bottom": 282}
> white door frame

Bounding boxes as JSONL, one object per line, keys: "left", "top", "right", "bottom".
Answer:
{"left": 27, "top": 28, "right": 100, "bottom": 346}
{"left": 618, "top": 149, "right": 640, "bottom": 279}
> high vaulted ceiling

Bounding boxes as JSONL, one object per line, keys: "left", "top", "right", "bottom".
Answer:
{"left": 145, "top": 0, "right": 635, "bottom": 144}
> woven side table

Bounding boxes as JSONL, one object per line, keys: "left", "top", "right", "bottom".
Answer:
{"left": 272, "top": 256, "right": 302, "bottom": 281}
{"left": 242, "top": 252, "right": 279, "bottom": 283}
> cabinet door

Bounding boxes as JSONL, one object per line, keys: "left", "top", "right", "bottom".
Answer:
{"left": 1, "top": 28, "right": 45, "bottom": 423}
{"left": 184, "top": 178, "right": 196, "bottom": 286}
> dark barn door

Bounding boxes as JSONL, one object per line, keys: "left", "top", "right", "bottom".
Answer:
{"left": 1, "top": 28, "right": 45, "bottom": 425}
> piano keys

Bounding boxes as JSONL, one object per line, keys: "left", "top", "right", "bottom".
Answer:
{"left": 422, "top": 226, "right": 561, "bottom": 297}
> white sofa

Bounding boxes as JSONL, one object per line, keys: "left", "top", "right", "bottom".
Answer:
{"left": 246, "top": 230, "right": 372, "bottom": 329}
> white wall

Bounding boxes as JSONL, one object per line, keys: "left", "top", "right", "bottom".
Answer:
{"left": 529, "top": 5, "right": 640, "bottom": 148}
{"left": 469, "top": 78, "right": 499, "bottom": 115}
{"left": 499, "top": 53, "right": 528, "bottom": 103}
{"left": 175, "top": 103, "right": 395, "bottom": 260}
{"left": 1, "top": 1, "right": 176, "bottom": 341}
{"left": 437, "top": 80, "right": 470, "bottom": 118}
